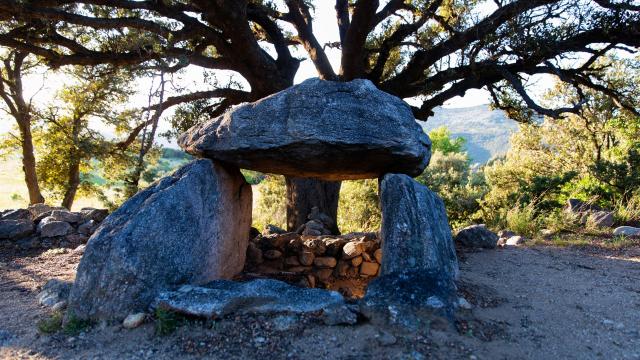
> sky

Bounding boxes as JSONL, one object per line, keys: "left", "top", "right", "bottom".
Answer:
{"left": 0, "top": 1, "right": 497, "bottom": 145}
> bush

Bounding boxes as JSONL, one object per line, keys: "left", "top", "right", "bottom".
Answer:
{"left": 252, "top": 174, "right": 287, "bottom": 230}
{"left": 505, "top": 204, "right": 539, "bottom": 237}
{"left": 337, "top": 179, "right": 381, "bottom": 233}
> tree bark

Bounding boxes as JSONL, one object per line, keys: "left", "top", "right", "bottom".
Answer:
{"left": 61, "top": 158, "right": 80, "bottom": 210}
{"left": 17, "top": 117, "right": 45, "bottom": 204}
{"left": 285, "top": 177, "right": 341, "bottom": 234}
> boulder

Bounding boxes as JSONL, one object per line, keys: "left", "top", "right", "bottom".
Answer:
{"left": 365, "top": 174, "right": 459, "bottom": 325}
{"left": 588, "top": 211, "right": 614, "bottom": 228}
{"left": 67, "top": 159, "right": 252, "bottom": 321}
{"left": 179, "top": 78, "right": 431, "bottom": 180}
{"left": 50, "top": 210, "right": 81, "bottom": 224}
{"left": 38, "top": 217, "right": 73, "bottom": 238}
{"left": 1, "top": 209, "right": 31, "bottom": 221}
{"left": 0, "top": 219, "right": 34, "bottom": 239}
{"left": 613, "top": 226, "right": 640, "bottom": 237}
{"left": 152, "top": 279, "right": 358, "bottom": 325}
{"left": 378, "top": 174, "right": 459, "bottom": 280}
{"left": 454, "top": 224, "right": 499, "bottom": 249}
{"left": 80, "top": 208, "right": 109, "bottom": 222}
{"left": 37, "top": 279, "right": 72, "bottom": 307}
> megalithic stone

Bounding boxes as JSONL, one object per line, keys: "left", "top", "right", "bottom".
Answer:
{"left": 67, "top": 159, "right": 252, "bottom": 321}
{"left": 360, "top": 173, "right": 459, "bottom": 327}
{"left": 178, "top": 78, "right": 431, "bottom": 181}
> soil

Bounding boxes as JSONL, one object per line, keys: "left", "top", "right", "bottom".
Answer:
{"left": 1, "top": 243, "right": 640, "bottom": 360}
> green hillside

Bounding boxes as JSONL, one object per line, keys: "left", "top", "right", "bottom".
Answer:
{"left": 420, "top": 105, "right": 519, "bottom": 163}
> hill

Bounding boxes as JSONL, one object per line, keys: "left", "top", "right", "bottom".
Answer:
{"left": 420, "top": 105, "right": 519, "bottom": 163}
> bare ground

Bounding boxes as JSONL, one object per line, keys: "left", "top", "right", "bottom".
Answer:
{"left": 1, "top": 243, "right": 640, "bottom": 360}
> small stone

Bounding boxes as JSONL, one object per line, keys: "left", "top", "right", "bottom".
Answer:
{"left": 287, "top": 266, "right": 311, "bottom": 273}
{"left": 0, "top": 219, "right": 34, "bottom": 239}
{"left": 263, "top": 249, "right": 283, "bottom": 260}
{"left": 362, "top": 252, "right": 372, "bottom": 262}
{"left": 80, "top": 208, "right": 109, "bottom": 222}
{"left": 342, "top": 242, "right": 362, "bottom": 259}
{"left": 247, "top": 243, "right": 264, "bottom": 264}
{"left": 303, "top": 238, "right": 326, "bottom": 255}
{"left": 346, "top": 266, "right": 359, "bottom": 277}
{"left": 315, "top": 268, "right": 334, "bottom": 282}
{"left": 306, "top": 274, "right": 316, "bottom": 288}
{"left": 51, "top": 300, "right": 68, "bottom": 312}
{"left": 38, "top": 218, "right": 73, "bottom": 238}
{"left": 1, "top": 209, "right": 31, "bottom": 221}
{"left": 457, "top": 297, "right": 472, "bottom": 310}
{"left": 335, "top": 261, "right": 349, "bottom": 277}
{"left": 588, "top": 211, "right": 614, "bottom": 228}
{"left": 263, "top": 224, "right": 287, "bottom": 235}
{"left": 37, "top": 280, "right": 71, "bottom": 307}
{"left": 351, "top": 256, "right": 363, "bottom": 267}
{"left": 284, "top": 256, "right": 300, "bottom": 267}
{"left": 299, "top": 251, "right": 315, "bottom": 266}
{"left": 73, "top": 245, "right": 86, "bottom": 254}
{"left": 377, "top": 332, "right": 397, "bottom": 346}
{"left": 314, "top": 257, "right": 337, "bottom": 268}
{"left": 262, "top": 232, "right": 299, "bottom": 249}
{"left": 50, "top": 210, "right": 81, "bottom": 224}
{"left": 613, "top": 226, "right": 640, "bottom": 237}
{"left": 455, "top": 224, "right": 499, "bottom": 249}
{"left": 360, "top": 262, "right": 379, "bottom": 276}
{"left": 374, "top": 249, "right": 383, "bottom": 263}
{"left": 122, "top": 313, "right": 146, "bottom": 329}
{"left": 505, "top": 236, "right": 525, "bottom": 246}
{"left": 77, "top": 220, "right": 97, "bottom": 235}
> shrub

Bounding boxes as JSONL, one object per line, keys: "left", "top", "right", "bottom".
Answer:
{"left": 337, "top": 179, "right": 381, "bottom": 233}
{"left": 252, "top": 174, "right": 287, "bottom": 230}
{"left": 37, "top": 312, "right": 63, "bottom": 334}
{"left": 505, "top": 204, "right": 539, "bottom": 237}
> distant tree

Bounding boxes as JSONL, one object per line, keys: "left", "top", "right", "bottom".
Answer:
{"left": 1, "top": 1, "right": 639, "bottom": 230}
{"left": 0, "top": 50, "right": 45, "bottom": 204}
{"left": 428, "top": 126, "right": 466, "bottom": 155}
{"left": 36, "top": 65, "right": 137, "bottom": 209}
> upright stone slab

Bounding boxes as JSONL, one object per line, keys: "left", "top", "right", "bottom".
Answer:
{"left": 179, "top": 78, "right": 431, "bottom": 180}
{"left": 67, "top": 159, "right": 252, "bottom": 321}
{"left": 361, "top": 173, "right": 459, "bottom": 325}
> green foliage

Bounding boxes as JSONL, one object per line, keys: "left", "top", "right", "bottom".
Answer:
{"left": 252, "top": 174, "right": 287, "bottom": 230}
{"left": 154, "top": 308, "right": 184, "bottom": 336}
{"left": 241, "top": 170, "right": 265, "bottom": 185}
{"left": 337, "top": 179, "right": 381, "bottom": 233}
{"left": 34, "top": 65, "right": 138, "bottom": 207}
{"left": 37, "top": 312, "right": 63, "bottom": 334}
{"left": 475, "top": 57, "right": 640, "bottom": 231}
{"left": 63, "top": 314, "right": 94, "bottom": 336}
{"left": 505, "top": 204, "right": 539, "bottom": 238}
{"left": 428, "top": 126, "right": 466, "bottom": 155}
{"left": 417, "top": 149, "right": 487, "bottom": 228}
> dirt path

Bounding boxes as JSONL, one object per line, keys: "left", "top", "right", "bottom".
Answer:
{"left": 1, "top": 245, "right": 639, "bottom": 359}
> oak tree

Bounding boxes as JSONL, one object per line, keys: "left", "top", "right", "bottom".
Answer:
{"left": 1, "top": 0, "right": 639, "bottom": 230}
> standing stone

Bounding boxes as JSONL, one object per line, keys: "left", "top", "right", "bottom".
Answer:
{"left": 377, "top": 174, "right": 458, "bottom": 279}
{"left": 179, "top": 78, "right": 431, "bottom": 180}
{"left": 67, "top": 159, "right": 252, "bottom": 321}
{"left": 361, "top": 174, "right": 459, "bottom": 325}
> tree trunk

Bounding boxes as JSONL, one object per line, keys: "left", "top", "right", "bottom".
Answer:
{"left": 17, "top": 118, "right": 45, "bottom": 204}
{"left": 61, "top": 158, "right": 80, "bottom": 210}
{"left": 285, "top": 177, "right": 341, "bottom": 234}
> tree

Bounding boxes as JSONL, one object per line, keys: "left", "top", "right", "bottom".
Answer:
{"left": 36, "top": 65, "right": 136, "bottom": 209}
{"left": 0, "top": 50, "right": 45, "bottom": 204}
{"left": 1, "top": 0, "right": 639, "bottom": 230}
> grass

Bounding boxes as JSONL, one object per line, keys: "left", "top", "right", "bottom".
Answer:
{"left": 0, "top": 157, "right": 103, "bottom": 210}
{"left": 154, "top": 308, "right": 185, "bottom": 336}
{"left": 37, "top": 312, "right": 63, "bottom": 334}
{"left": 63, "top": 314, "right": 94, "bottom": 336}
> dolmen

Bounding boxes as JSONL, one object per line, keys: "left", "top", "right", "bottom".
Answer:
{"left": 66, "top": 78, "right": 459, "bottom": 325}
